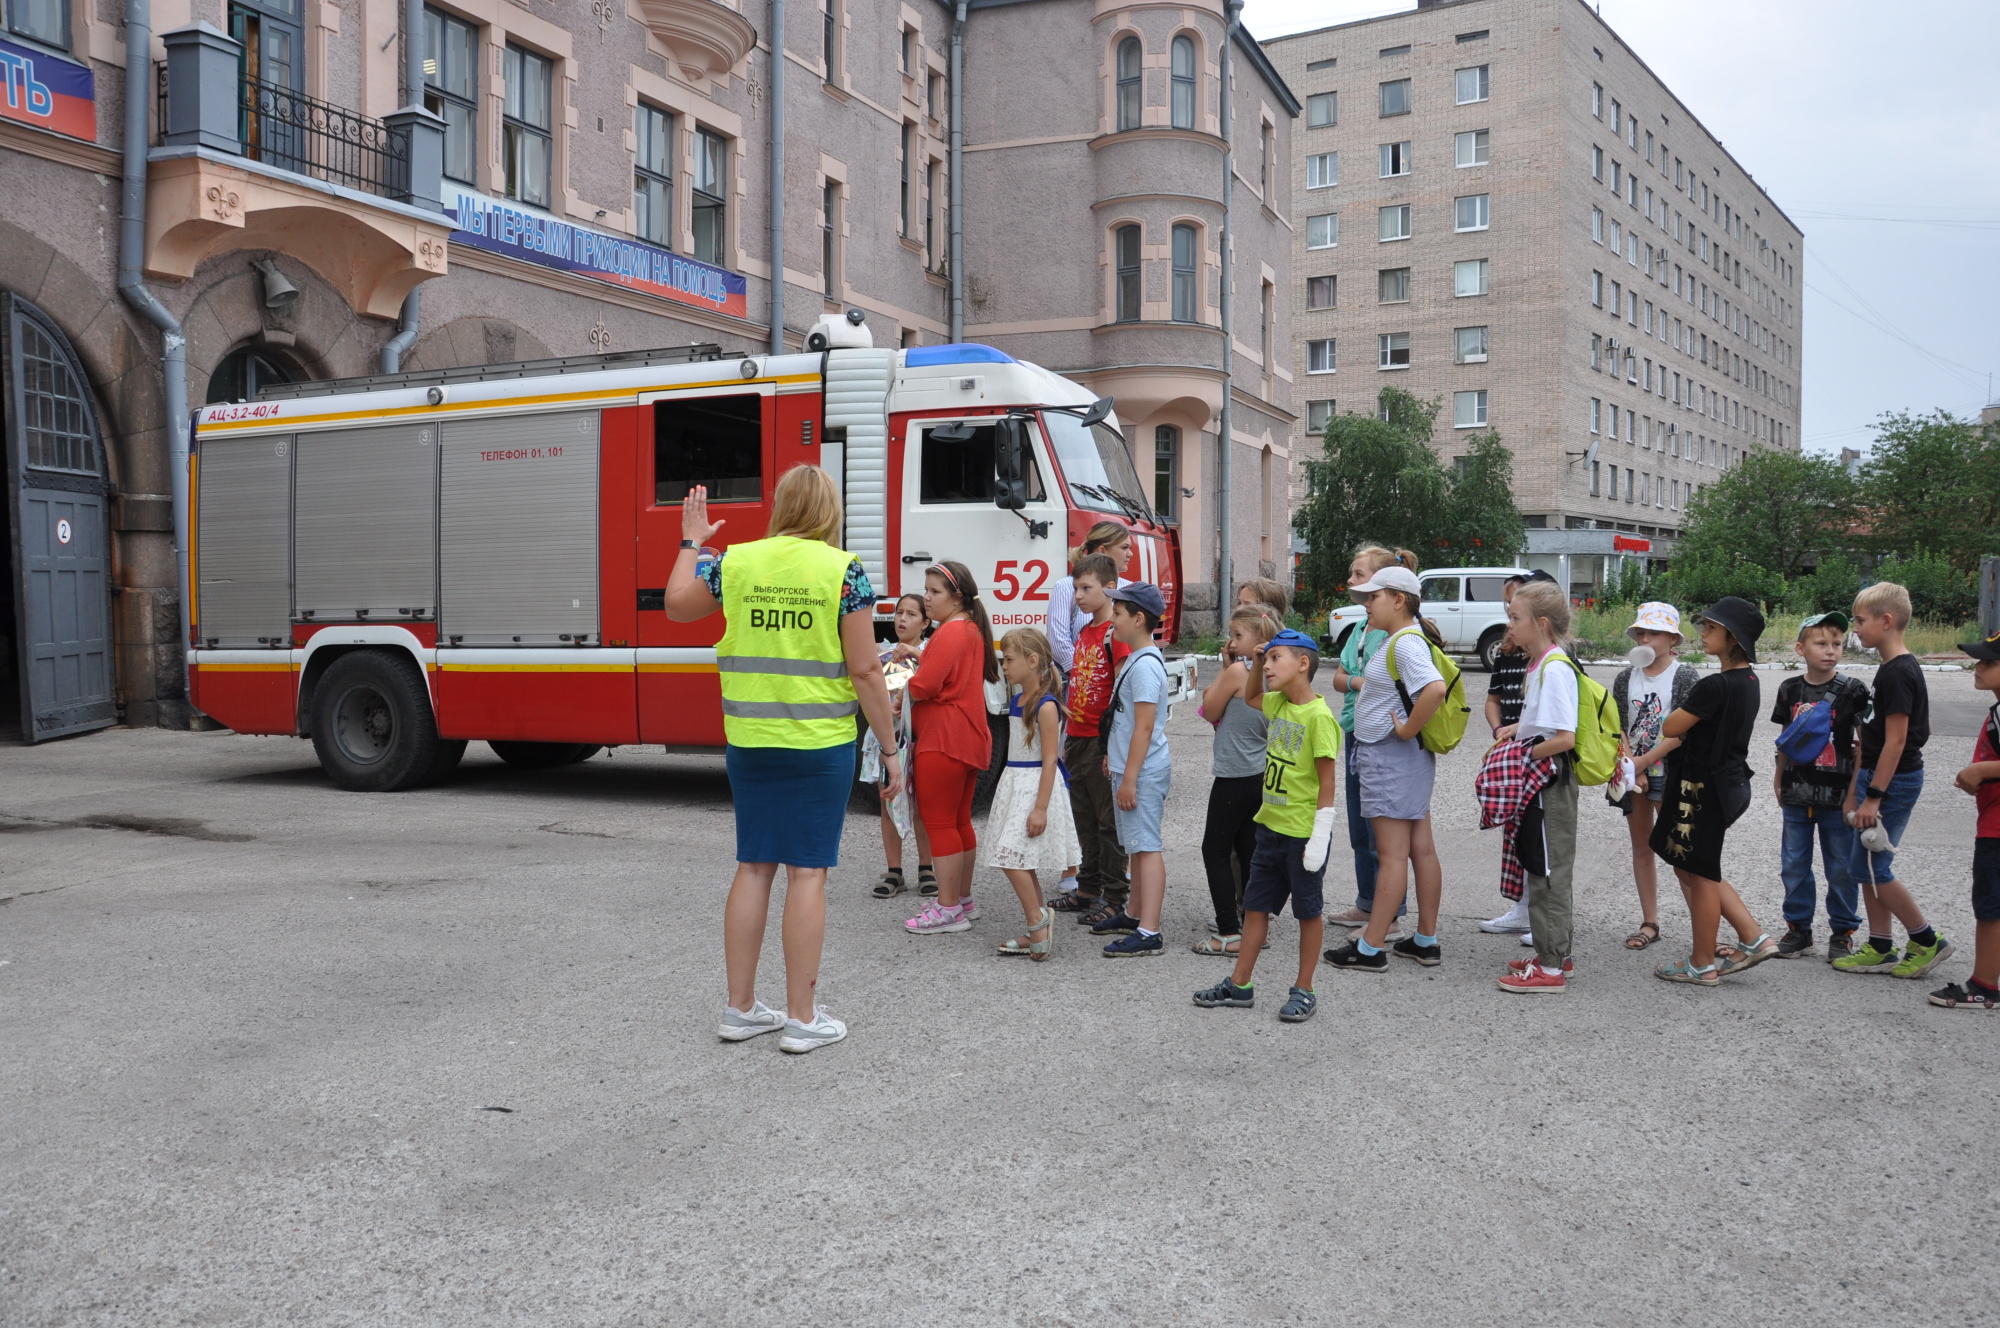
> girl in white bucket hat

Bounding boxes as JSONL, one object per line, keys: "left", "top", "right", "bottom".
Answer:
{"left": 1612, "top": 602, "right": 1695, "bottom": 950}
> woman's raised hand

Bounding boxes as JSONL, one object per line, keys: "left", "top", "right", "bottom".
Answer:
{"left": 682, "top": 484, "right": 726, "bottom": 544}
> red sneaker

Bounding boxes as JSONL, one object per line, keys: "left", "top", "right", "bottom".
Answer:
{"left": 1498, "top": 962, "right": 1569, "bottom": 994}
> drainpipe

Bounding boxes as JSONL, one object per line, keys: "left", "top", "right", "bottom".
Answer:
{"left": 948, "top": 0, "right": 966, "bottom": 342}
{"left": 1215, "top": 0, "right": 1241, "bottom": 611}
{"left": 117, "top": 0, "right": 192, "bottom": 684}
{"left": 381, "top": 0, "right": 426, "bottom": 372}
{"left": 768, "top": 0, "right": 785, "bottom": 356}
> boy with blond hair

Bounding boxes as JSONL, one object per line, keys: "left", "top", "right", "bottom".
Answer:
{"left": 1834, "top": 582, "right": 1952, "bottom": 979}
{"left": 1769, "top": 611, "right": 1868, "bottom": 959}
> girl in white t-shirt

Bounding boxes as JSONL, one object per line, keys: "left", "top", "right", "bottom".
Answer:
{"left": 1493, "top": 581, "right": 1581, "bottom": 992}
{"left": 1611, "top": 602, "right": 1695, "bottom": 950}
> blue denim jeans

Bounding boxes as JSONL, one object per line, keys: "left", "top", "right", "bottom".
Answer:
{"left": 1780, "top": 802, "right": 1860, "bottom": 932}
{"left": 1848, "top": 767, "right": 1923, "bottom": 886}
{"left": 1346, "top": 743, "right": 1403, "bottom": 915}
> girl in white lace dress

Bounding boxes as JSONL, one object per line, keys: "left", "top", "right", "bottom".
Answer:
{"left": 984, "top": 629, "right": 1082, "bottom": 960}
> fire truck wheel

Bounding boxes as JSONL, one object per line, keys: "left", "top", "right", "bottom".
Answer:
{"left": 310, "top": 650, "right": 446, "bottom": 792}
{"left": 487, "top": 741, "right": 598, "bottom": 768}
{"left": 424, "top": 740, "right": 469, "bottom": 786}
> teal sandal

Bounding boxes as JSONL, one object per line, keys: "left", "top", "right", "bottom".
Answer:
{"left": 1655, "top": 956, "right": 1720, "bottom": 987}
{"left": 997, "top": 907, "right": 1054, "bottom": 962}
{"left": 1716, "top": 933, "right": 1779, "bottom": 976}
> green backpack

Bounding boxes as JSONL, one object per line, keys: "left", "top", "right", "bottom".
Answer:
{"left": 1544, "top": 652, "right": 1623, "bottom": 786}
{"left": 1383, "top": 627, "right": 1470, "bottom": 755}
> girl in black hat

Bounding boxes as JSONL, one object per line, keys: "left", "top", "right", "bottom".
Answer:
{"left": 1642, "top": 598, "right": 1782, "bottom": 985}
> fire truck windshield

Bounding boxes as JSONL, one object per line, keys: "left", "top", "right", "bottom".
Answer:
{"left": 1040, "top": 411, "right": 1154, "bottom": 523}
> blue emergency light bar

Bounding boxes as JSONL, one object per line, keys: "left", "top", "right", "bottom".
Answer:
{"left": 902, "top": 344, "right": 1017, "bottom": 367}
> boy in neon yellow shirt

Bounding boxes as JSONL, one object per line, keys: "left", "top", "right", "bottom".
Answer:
{"left": 1193, "top": 629, "right": 1342, "bottom": 1022}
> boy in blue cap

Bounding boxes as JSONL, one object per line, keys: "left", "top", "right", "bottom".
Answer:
{"left": 1192, "top": 628, "right": 1342, "bottom": 1020}
{"left": 1096, "top": 582, "right": 1174, "bottom": 956}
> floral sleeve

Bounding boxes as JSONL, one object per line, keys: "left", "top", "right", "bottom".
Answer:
{"left": 840, "top": 559, "right": 876, "bottom": 617}
{"left": 696, "top": 553, "right": 724, "bottom": 601}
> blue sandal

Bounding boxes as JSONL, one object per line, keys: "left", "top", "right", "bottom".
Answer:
{"left": 1278, "top": 987, "right": 1318, "bottom": 1022}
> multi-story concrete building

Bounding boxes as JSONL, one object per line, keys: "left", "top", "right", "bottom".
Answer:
{"left": 0, "top": 0, "right": 1294, "bottom": 736}
{"left": 1267, "top": 0, "right": 1802, "bottom": 595}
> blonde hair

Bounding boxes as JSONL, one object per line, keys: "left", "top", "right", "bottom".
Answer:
{"left": 1229, "top": 603, "right": 1282, "bottom": 641}
{"left": 1238, "top": 577, "right": 1289, "bottom": 619}
{"left": 1854, "top": 581, "right": 1913, "bottom": 629}
{"left": 1352, "top": 544, "right": 1420, "bottom": 580}
{"left": 1000, "top": 628, "right": 1061, "bottom": 747}
{"left": 767, "top": 464, "right": 842, "bottom": 544}
{"left": 1069, "top": 521, "right": 1131, "bottom": 568}
{"left": 1511, "top": 581, "right": 1571, "bottom": 643}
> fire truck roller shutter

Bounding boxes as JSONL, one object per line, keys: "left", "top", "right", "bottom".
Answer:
{"left": 294, "top": 422, "right": 439, "bottom": 622}
{"left": 438, "top": 410, "right": 601, "bottom": 645}
{"left": 824, "top": 348, "right": 895, "bottom": 596}
{"left": 196, "top": 433, "right": 294, "bottom": 646}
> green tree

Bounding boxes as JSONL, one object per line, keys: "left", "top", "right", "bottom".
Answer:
{"left": 1858, "top": 410, "right": 2000, "bottom": 572}
{"left": 1655, "top": 549, "right": 1786, "bottom": 611}
{"left": 1872, "top": 548, "right": 1977, "bottom": 623}
{"left": 1675, "top": 448, "right": 1854, "bottom": 578}
{"left": 1294, "top": 389, "right": 1525, "bottom": 607}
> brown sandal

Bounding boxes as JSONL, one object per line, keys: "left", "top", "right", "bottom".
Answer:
{"left": 1625, "top": 921, "right": 1661, "bottom": 950}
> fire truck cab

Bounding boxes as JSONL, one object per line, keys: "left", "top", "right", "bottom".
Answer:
{"left": 188, "top": 316, "right": 1183, "bottom": 790}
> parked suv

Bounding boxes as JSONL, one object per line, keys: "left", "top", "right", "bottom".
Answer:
{"left": 1322, "top": 566, "right": 1530, "bottom": 671}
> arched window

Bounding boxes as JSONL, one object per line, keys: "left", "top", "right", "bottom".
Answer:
{"left": 206, "top": 346, "right": 302, "bottom": 404}
{"left": 1171, "top": 223, "right": 1197, "bottom": 322}
{"left": 1114, "top": 224, "right": 1141, "bottom": 322}
{"left": 1170, "top": 36, "right": 1195, "bottom": 130}
{"left": 1116, "top": 37, "right": 1142, "bottom": 131}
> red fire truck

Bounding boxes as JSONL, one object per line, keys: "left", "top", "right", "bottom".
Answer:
{"left": 188, "top": 314, "right": 1183, "bottom": 790}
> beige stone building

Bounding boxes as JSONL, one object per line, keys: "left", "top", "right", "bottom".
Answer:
{"left": 1267, "top": 0, "right": 1802, "bottom": 596}
{"left": 0, "top": 0, "right": 1295, "bottom": 735}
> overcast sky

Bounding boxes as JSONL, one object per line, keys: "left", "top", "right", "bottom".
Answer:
{"left": 1246, "top": 0, "right": 2000, "bottom": 456}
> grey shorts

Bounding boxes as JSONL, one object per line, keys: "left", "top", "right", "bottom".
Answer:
{"left": 1354, "top": 735, "right": 1436, "bottom": 821}
{"left": 1111, "top": 761, "right": 1172, "bottom": 854}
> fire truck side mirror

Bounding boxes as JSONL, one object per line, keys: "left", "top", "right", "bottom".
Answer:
{"left": 993, "top": 417, "right": 1029, "bottom": 512}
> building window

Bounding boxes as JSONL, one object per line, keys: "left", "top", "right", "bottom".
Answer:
{"left": 1170, "top": 223, "right": 1197, "bottom": 323}
{"left": 1591, "top": 459, "right": 1601, "bottom": 496}
{"left": 1308, "top": 339, "right": 1336, "bottom": 374}
{"left": 1378, "top": 205, "right": 1411, "bottom": 241}
{"left": 1116, "top": 37, "right": 1142, "bottom": 131}
{"left": 1592, "top": 270, "right": 1603, "bottom": 306}
{"left": 1611, "top": 99, "right": 1621, "bottom": 133}
{"left": 1455, "top": 129, "right": 1489, "bottom": 167}
{"left": 1306, "top": 152, "right": 1338, "bottom": 189}
{"left": 1591, "top": 333, "right": 1602, "bottom": 368}
{"left": 1592, "top": 208, "right": 1603, "bottom": 243}
{"left": 1377, "top": 267, "right": 1410, "bottom": 303}
{"left": 1455, "top": 325, "right": 1488, "bottom": 363}
{"left": 928, "top": 72, "right": 940, "bottom": 119}
{"left": 822, "top": 181, "right": 840, "bottom": 297}
{"left": 1306, "top": 212, "right": 1338, "bottom": 249}
{"left": 1592, "top": 82, "right": 1603, "bottom": 118}
{"left": 1590, "top": 397, "right": 1601, "bottom": 432}
{"left": 692, "top": 129, "right": 727, "bottom": 264}
{"left": 1454, "top": 258, "right": 1488, "bottom": 296}
{"left": 1379, "top": 79, "right": 1410, "bottom": 116}
{"left": 1154, "top": 425, "right": 1179, "bottom": 519}
{"left": 1306, "top": 274, "right": 1336, "bottom": 309}
{"left": 823, "top": 0, "right": 840, "bottom": 78}
{"left": 206, "top": 345, "right": 300, "bottom": 405}
{"left": 1307, "top": 91, "right": 1337, "bottom": 128}
{"left": 899, "top": 122, "right": 914, "bottom": 235}
{"left": 634, "top": 104, "right": 673, "bottom": 246}
{"left": 925, "top": 160, "right": 938, "bottom": 267}
{"left": 1454, "top": 194, "right": 1490, "bottom": 231}
{"left": 423, "top": 7, "right": 478, "bottom": 185}
{"left": 1592, "top": 145, "right": 1603, "bottom": 181}
{"left": 1170, "top": 35, "right": 1196, "bottom": 130}
{"left": 901, "top": 25, "right": 915, "bottom": 74}
{"left": 1377, "top": 332, "right": 1410, "bottom": 370}
{"left": 1260, "top": 121, "right": 1272, "bottom": 194}
{"left": 1307, "top": 400, "right": 1334, "bottom": 433}
{"left": 502, "top": 44, "right": 553, "bottom": 208}
{"left": 1454, "top": 389, "right": 1488, "bottom": 428}
{"left": 1456, "top": 64, "right": 1489, "bottom": 104}
{"left": 1260, "top": 279, "right": 1273, "bottom": 359}
{"left": 7, "top": 0, "right": 68, "bottom": 48}
{"left": 1114, "top": 224, "right": 1140, "bottom": 322}
{"left": 1379, "top": 141, "right": 1411, "bottom": 177}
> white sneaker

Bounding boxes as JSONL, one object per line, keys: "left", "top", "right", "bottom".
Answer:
{"left": 778, "top": 1008, "right": 848, "bottom": 1054}
{"left": 1481, "top": 901, "right": 1532, "bottom": 933}
{"left": 1382, "top": 925, "right": 1410, "bottom": 944}
{"left": 1520, "top": 930, "right": 1535, "bottom": 948}
{"left": 717, "top": 1000, "right": 785, "bottom": 1042}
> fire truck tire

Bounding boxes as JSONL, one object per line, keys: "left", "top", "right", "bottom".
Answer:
{"left": 487, "top": 741, "right": 598, "bottom": 768}
{"left": 309, "top": 650, "right": 447, "bottom": 793}
{"left": 424, "top": 739, "right": 469, "bottom": 786}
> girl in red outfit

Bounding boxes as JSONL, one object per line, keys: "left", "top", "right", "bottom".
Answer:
{"left": 900, "top": 560, "right": 1000, "bottom": 934}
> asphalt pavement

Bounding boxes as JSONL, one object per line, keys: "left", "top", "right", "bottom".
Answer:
{"left": 2, "top": 663, "right": 1996, "bottom": 1327}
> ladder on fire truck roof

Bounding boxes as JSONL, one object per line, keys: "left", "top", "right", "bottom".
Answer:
{"left": 251, "top": 342, "right": 728, "bottom": 402}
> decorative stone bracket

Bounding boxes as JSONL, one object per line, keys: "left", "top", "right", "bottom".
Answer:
{"left": 145, "top": 151, "right": 454, "bottom": 320}
{"left": 633, "top": 0, "right": 758, "bottom": 82}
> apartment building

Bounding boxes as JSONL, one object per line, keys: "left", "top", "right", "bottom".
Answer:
{"left": 0, "top": 0, "right": 1293, "bottom": 733}
{"left": 1267, "top": 0, "right": 1802, "bottom": 595}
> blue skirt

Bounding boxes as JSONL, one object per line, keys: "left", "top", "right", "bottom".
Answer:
{"left": 726, "top": 741, "right": 855, "bottom": 867}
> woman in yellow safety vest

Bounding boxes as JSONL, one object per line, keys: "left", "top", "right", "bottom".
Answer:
{"left": 665, "top": 464, "right": 901, "bottom": 1055}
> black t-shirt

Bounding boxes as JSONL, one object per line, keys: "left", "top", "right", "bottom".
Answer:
{"left": 1858, "top": 653, "right": 1930, "bottom": 774}
{"left": 1675, "top": 667, "right": 1759, "bottom": 785}
{"left": 1489, "top": 647, "right": 1527, "bottom": 728}
{"left": 1770, "top": 673, "right": 1868, "bottom": 807}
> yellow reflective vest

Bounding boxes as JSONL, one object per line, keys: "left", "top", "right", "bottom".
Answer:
{"left": 715, "top": 535, "right": 860, "bottom": 749}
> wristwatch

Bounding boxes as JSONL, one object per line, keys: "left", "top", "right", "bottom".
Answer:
{"left": 1864, "top": 785, "right": 1888, "bottom": 801}
{"left": 679, "top": 539, "right": 697, "bottom": 549}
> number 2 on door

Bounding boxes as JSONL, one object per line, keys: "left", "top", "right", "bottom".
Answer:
{"left": 991, "top": 559, "right": 1051, "bottom": 601}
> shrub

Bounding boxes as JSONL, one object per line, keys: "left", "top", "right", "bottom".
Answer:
{"left": 1871, "top": 548, "right": 1977, "bottom": 624}
{"left": 1656, "top": 550, "right": 1786, "bottom": 613}
{"left": 1785, "top": 554, "right": 1863, "bottom": 616}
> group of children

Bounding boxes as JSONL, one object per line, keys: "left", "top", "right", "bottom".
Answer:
{"left": 871, "top": 541, "right": 2000, "bottom": 1017}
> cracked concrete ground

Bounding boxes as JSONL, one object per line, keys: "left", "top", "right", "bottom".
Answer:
{"left": 1, "top": 665, "right": 1995, "bottom": 1326}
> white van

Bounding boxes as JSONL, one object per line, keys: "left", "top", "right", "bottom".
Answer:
{"left": 1322, "top": 565, "right": 1531, "bottom": 671}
